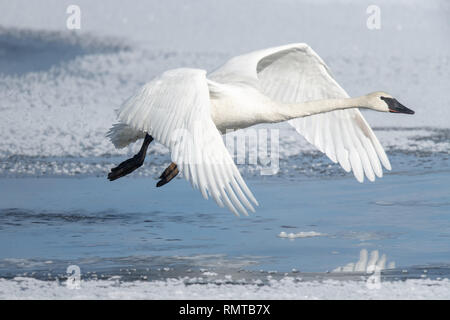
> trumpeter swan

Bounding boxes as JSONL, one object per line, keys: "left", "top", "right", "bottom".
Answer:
{"left": 107, "top": 43, "right": 414, "bottom": 216}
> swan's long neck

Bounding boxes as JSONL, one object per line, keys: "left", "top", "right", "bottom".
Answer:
{"left": 210, "top": 85, "right": 371, "bottom": 132}
{"left": 273, "top": 96, "right": 365, "bottom": 122}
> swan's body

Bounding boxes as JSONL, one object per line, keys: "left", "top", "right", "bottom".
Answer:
{"left": 107, "top": 43, "right": 414, "bottom": 216}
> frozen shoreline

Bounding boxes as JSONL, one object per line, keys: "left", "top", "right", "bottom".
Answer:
{"left": 1, "top": 276, "right": 449, "bottom": 300}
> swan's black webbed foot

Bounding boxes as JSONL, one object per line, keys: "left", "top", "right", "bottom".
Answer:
{"left": 108, "top": 154, "right": 144, "bottom": 181}
{"left": 156, "top": 162, "right": 179, "bottom": 187}
{"left": 108, "top": 134, "right": 153, "bottom": 181}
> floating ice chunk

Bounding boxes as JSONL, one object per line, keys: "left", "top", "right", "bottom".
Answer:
{"left": 342, "top": 263, "right": 355, "bottom": 272}
{"left": 278, "top": 231, "right": 324, "bottom": 239}
{"left": 202, "top": 272, "right": 218, "bottom": 277}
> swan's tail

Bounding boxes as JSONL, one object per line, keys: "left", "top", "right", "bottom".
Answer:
{"left": 106, "top": 123, "right": 146, "bottom": 149}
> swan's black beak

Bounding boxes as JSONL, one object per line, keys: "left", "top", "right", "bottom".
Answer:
{"left": 381, "top": 97, "right": 415, "bottom": 114}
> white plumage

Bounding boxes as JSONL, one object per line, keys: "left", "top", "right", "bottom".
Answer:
{"left": 108, "top": 43, "right": 413, "bottom": 216}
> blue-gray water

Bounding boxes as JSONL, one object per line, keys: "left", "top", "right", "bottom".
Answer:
{"left": 1, "top": 152, "right": 449, "bottom": 283}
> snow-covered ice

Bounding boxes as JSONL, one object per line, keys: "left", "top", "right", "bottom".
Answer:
{"left": 1, "top": 276, "right": 449, "bottom": 300}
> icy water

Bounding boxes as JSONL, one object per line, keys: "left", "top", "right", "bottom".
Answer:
{"left": 1, "top": 152, "right": 449, "bottom": 286}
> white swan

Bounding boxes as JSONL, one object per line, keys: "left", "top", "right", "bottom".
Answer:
{"left": 107, "top": 43, "right": 414, "bottom": 216}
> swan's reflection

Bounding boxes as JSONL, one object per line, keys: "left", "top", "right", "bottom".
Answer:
{"left": 332, "top": 249, "right": 395, "bottom": 273}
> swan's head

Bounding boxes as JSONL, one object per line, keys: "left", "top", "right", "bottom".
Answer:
{"left": 366, "top": 92, "right": 415, "bottom": 114}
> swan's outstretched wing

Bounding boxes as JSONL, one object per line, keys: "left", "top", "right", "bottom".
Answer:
{"left": 210, "top": 43, "right": 391, "bottom": 182}
{"left": 116, "top": 68, "right": 258, "bottom": 216}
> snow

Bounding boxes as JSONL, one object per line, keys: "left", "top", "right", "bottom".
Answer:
{"left": 0, "top": 276, "right": 449, "bottom": 300}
